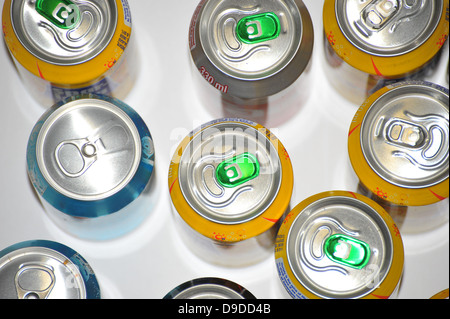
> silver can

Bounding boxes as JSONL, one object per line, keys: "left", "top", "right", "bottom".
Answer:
{"left": 323, "top": 0, "right": 449, "bottom": 104}
{"left": 348, "top": 81, "right": 449, "bottom": 233}
{"left": 189, "top": 0, "right": 314, "bottom": 127}
{"left": 0, "top": 240, "right": 100, "bottom": 299}
{"left": 275, "top": 191, "right": 404, "bottom": 299}
{"left": 26, "top": 94, "right": 156, "bottom": 240}
{"left": 2, "top": 0, "right": 136, "bottom": 106}
{"left": 163, "top": 277, "right": 256, "bottom": 299}
{"left": 168, "top": 118, "right": 293, "bottom": 267}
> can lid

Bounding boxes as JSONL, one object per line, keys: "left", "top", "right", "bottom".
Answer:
{"left": 335, "top": 0, "right": 443, "bottom": 57}
{"left": 163, "top": 277, "right": 256, "bottom": 299}
{"left": 27, "top": 95, "right": 154, "bottom": 217}
{"left": 349, "top": 81, "right": 449, "bottom": 206}
{"left": 10, "top": 0, "right": 117, "bottom": 65}
{"left": 0, "top": 240, "right": 100, "bottom": 299}
{"left": 169, "top": 118, "right": 293, "bottom": 242}
{"left": 275, "top": 191, "right": 404, "bottom": 299}
{"left": 191, "top": 0, "right": 313, "bottom": 99}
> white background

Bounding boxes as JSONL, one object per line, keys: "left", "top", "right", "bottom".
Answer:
{"left": 0, "top": 0, "right": 448, "bottom": 299}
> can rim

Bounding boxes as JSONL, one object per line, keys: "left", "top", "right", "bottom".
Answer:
{"left": 2, "top": 0, "right": 131, "bottom": 85}
{"left": 168, "top": 118, "right": 293, "bottom": 243}
{"left": 0, "top": 240, "right": 101, "bottom": 299}
{"left": 275, "top": 191, "right": 404, "bottom": 299}
{"left": 323, "top": 0, "right": 449, "bottom": 77}
{"left": 348, "top": 81, "right": 449, "bottom": 207}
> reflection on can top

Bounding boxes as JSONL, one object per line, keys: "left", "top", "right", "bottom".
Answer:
{"left": 169, "top": 118, "right": 293, "bottom": 242}
{"left": 199, "top": 0, "right": 302, "bottom": 79}
{"left": 10, "top": 0, "right": 118, "bottom": 65}
{"left": 0, "top": 240, "right": 100, "bottom": 299}
{"left": 360, "top": 82, "right": 449, "bottom": 189}
{"left": 27, "top": 94, "right": 155, "bottom": 217}
{"left": 335, "top": 0, "right": 443, "bottom": 56}
{"left": 275, "top": 191, "right": 404, "bottom": 299}
{"left": 163, "top": 277, "right": 256, "bottom": 299}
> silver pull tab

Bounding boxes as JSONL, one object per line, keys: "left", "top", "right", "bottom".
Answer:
{"left": 355, "top": 0, "right": 425, "bottom": 37}
{"left": 363, "top": 0, "right": 399, "bottom": 30}
{"left": 383, "top": 113, "right": 449, "bottom": 170}
{"left": 15, "top": 264, "right": 55, "bottom": 299}
{"left": 54, "top": 121, "right": 130, "bottom": 178}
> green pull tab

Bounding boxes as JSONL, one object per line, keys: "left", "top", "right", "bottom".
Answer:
{"left": 35, "top": 0, "right": 80, "bottom": 29}
{"left": 236, "top": 12, "right": 281, "bottom": 44}
{"left": 216, "top": 153, "right": 260, "bottom": 188}
{"left": 324, "top": 234, "right": 371, "bottom": 269}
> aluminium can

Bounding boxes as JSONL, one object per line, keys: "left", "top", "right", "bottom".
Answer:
{"left": 168, "top": 118, "right": 293, "bottom": 267}
{"left": 2, "top": 0, "right": 136, "bottom": 106}
{"left": 348, "top": 81, "right": 449, "bottom": 233}
{"left": 26, "top": 94, "right": 155, "bottom": 240}
{"left": 189, "top": 0, "right": 314, "bottom": 127}
{"left": 0, "top": 240, "right": 100, "bottom": 299}
{"left": 163, "top": 277, "right": 256, "bottom": 299}
{"left": 323, "top": 0, "right": 449, "bottom": 104}
{"left": 275, "top": 191, "right": 404, "bottom": 299}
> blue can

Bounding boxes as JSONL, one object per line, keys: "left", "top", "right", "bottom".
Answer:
{"left": 0, "top": 240, "right": 100, "bottom": 299}
{"left": 26, "top": 94, "right": 155, "bottom": 240}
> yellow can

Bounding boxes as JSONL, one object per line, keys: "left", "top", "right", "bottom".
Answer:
{"left": 168, "top": 118, "right": 293, "bottom": 267}
{"left": 2, "top": 0, "right": 136, "bottom": 106}
{"left": 348, "top": 81, "right": 449, "bottom": 233}
{"left": 323, "top": 0, "right": 449, "bottom": 104}
{"left": 430, "top": 288, "right": 449, "bottom": 299}
{"left": 275, "top": 191, "right": 404, "bottom": 299}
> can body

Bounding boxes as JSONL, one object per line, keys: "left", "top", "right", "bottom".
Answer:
{"left": 2, "top": 0, "right": 136, "bottom": 106}
{"left": 323, "top": 0, "right": 449, "bottom": 104}
{"left": 189, "top": 0, "right": 314, "bottom": 127}
{"left": 0, "top": 240, "right": 100, "bottom": 299}
{"left": 169, "top": 118, "right": 293, "bottom": 267}
{"left": 348, "top": 81, "right": 449, "bottom": 233}
{"left": 275, "top": 191, "right": 404, "bottom": 299}
{"left": 163, "top": 277, "right": 256, "bottom": 299}
{"left": 26, "top": 94, "right": 155, "bottom": 240}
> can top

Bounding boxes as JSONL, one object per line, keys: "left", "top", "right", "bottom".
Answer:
{"left": 191, "top": 0, "right": 313, "bottom": 98}
{"left": 27, "top": 95, "right": 154, "bottom": 217}
{"left": 169, "top": 118, "right": 293, "bottom": 242}
{"left": 276, "top": 191, "right": 404, "bottom": 299}
{"left": 9, "top": 0, "right": 117, "bottom": 65}
{"left": 360, "top": 82, "right": 449, "bottom": 190}
{"left": 163, "top": 277, "right": 256, "bottom": 299}
{"left": 335, "top": 0, "right": 443, "bottom": 57}
{"left": 199, "top": 0, "right": 302, "bottom": 79}
{"left": 0, "top": 240, "right": 100, "bottom": 299}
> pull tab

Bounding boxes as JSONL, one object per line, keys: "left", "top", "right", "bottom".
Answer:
{"left": 382, "top": 113, "right": 449, "bottom": 169}
{"left": 54, "top": 123, "right": 130, "bottom": 178}
{"left": 324, "top": 234, "right": 371, "bottom": 269}
{"left": 355, "top": 0, "right": 399, "bottom": 36}
{"left": 215, "top": 153, "right": 260, "bottom": 188}
{"left": 386, "top": 119, "right": 425, "bottom": 148}
{"left": 35, "top": 0, "right": 80, "bottom": 29}
{"left": 236, "top": 12, "right": 281, "bottom": 44}
{"left": 54, "top": 137, "right": 100, "bottom": 178}
{"left": 15, "top": 264, "right": 56, "bottom": 299}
